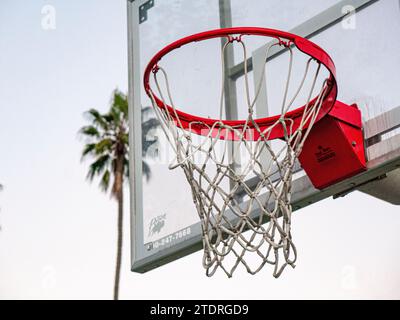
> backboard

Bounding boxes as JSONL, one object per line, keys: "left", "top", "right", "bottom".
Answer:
{"left": 127, "top": 0, "right": 400, "bottom": 273}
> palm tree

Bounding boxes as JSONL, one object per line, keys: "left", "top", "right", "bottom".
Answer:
{"left": 80, "top": 89, "right": 159, "bottom": 300}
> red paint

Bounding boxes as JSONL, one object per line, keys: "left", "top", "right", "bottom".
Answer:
{"left": 143, "top": 27, "right": 338, "bottom": 141}
{"left": 298, "top": 102, "right": 367, "bottom": 189}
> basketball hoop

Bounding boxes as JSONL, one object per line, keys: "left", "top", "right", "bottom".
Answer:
{"left": 144, "top": 27, "right": 338, "bottom": 277}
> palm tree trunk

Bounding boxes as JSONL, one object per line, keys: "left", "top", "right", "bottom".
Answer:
{"left": 113, "top": 188, "right": 123, "bottom": 300}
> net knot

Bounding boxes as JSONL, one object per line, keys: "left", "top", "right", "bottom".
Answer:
{"left": 278, "top": 38, "right": 291, "bottom": 47}
{"left": 227, "top": 35, "right": 243, "bottom": 43}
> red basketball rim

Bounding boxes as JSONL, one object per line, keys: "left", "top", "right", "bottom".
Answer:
{"left": 144, "top": 27, "right": 338, "bottom": 141}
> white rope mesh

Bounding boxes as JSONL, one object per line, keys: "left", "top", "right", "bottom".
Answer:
{"left": 147, "top": 37, "right": 328, "bottom": 277}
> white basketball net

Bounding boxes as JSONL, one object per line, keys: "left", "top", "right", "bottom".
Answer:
{"left": 148, "top": 37, "right": 329, "bottom": 277}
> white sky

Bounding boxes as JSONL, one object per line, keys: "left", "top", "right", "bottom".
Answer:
{"left": 0, "top": 0, "right": 399, "bottom": 299}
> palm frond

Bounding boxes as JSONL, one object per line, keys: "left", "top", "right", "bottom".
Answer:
{"left": 142, "top": 138, "right": 158, "bottom": 156}
{"left": 94, "top": 138, "right": 114, "bottom": 155}
{"left": 141, "top": 106, "right": 153, "bottom": 119}
{"left": 142, "top": 160, "right": 151, "bottom": 181}
{"left": 99, "top": 170, "right": 111, "bottom": 192}
{"left": 112, "top": 90, "right": 129, "bottom": 118}
{"left": 81, "top": 143, "right": 96, "bottom": 159}
{"left": 124, "top": 157, "right": 129, "bottom": 178}
{"left": 80, "top": 125, "right": 100, "bottom": 138}
{"left": 142, "top": 118, "right": 160, "bottom": 136}
{"left": 142, "top": 117, "right": 160, "bottom": 157}
{"left": 86, "top": 154, "right": 110, "bottom": 181}
{"left": 103, "top": 113, "right": 115, "bottom": 124}
{"left": 121, "top": 133, "right": 129, "bottom": 145}
{"left": 84, "top": 108, "right": 109, "bottom": 131}
{"left": 109, "top": 107, "right": 122, "bottom": 127}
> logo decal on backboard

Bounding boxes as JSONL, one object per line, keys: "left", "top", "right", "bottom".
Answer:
{"left": 148, "top": 214, "right": 166, "bottom": 237}
{"left": 315, "top": 145, "right": 336, "bottom": 163}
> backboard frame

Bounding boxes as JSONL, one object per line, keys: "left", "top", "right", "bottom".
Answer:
{"left": 127, "top": 0, "right": 400, "bottom": 273}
